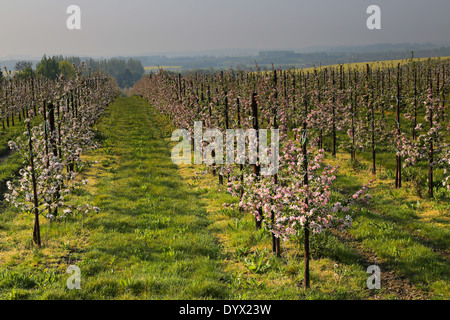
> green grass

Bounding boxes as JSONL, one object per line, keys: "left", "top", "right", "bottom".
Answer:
{"left": 176, "top": 141, "right": 448, "bottom": 300}
{"left": 326, "top": 151, "right": 449, "bottom": 299}
{"left": 0, "top": 97, "right": 229, "bottom": 299}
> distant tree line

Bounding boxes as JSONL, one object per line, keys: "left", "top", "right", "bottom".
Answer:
{"left": 11, "top": 55, "right": 144, "bottom": 88}
{"left": 13, "top": 55, "right": 76, "bottom": 81}
{"left": 63, "top": 56, "right": 144, "bottom": 88}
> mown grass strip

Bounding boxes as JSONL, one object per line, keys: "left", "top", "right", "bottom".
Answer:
{"left": 0, "top": 96, "right": 229, "bottom": 299}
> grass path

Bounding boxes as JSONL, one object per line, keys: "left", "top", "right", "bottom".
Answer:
{"left": 72, "top": 96, "right": 229, "bottom": 299}
{"left": 0, "top": 96, "right": 229, "bottom": 299}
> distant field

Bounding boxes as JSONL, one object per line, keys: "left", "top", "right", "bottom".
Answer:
{"left": 299, "top": 56, "right": 450, "bottom": 72}
{"left": 1, "top": 69, "right": 17, "bottom": 78}
{"left": 144, "top": 66, "right": 182, "bottom": 72}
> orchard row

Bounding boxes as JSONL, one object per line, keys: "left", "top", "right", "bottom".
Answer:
{"left": 1, "top": 64, "right": 120, "bottom": 246}
{"left": 132, "top": 58, "right": 449, "bottom": 288}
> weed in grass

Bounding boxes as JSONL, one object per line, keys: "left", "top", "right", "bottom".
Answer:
{"left": 433, "top": 186, "right": 450, "bottom": 200}
{"left": 243, "top": 249, "right": 271, "bottom": 274}
{"left": 333, "top": 263, "right": 348, "bottom": 285}
{"left": 89, "top": 278, "right": 120, "bottom": 298}
{"left": 229, "top": 271, "right": 266, "bottom": 295}
{"left": 351, "top": 158, "right": 368, "bottom": 173}
{"left": 378, "top": 168, "right": 395, "bottom": 180}
{"left": 220, "top": 207, "right": 241, "bottom": 218}
{"left": 403, "top": 167, "right": 427, "bottom": 198}
{"left": 227, "top": 218, "right": 249, "bottom": 231}
{"left": 6, "top": 288, "right": 31, "bottom": 300}
{"left": 404, "top": 200, "right": 421, "bottom": 211}
{"left": 387, "top": 189, "right": 400, "bottom": 200}
{"left": 161, "top": 246, "right": 176, "bottom": 259}
{"left": 233, "top": 246, "right": 251, "bottom": 259}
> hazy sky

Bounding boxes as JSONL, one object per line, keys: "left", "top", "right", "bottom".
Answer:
{"left": 0, "top": 0, "right": 449, "bottom": 58}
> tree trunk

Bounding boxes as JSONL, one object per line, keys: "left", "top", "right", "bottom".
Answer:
{"left": 302, "top": 120, "right": 310, "bottom": 289}
{"left": 304, "top": 221, "right": 310, "bottom": 289}
{"left": 251, "top": 92, "right": 262, "bottom": 230}
{"left": 28, "top": 122, "right": 41, "bottom": 246}
{"left": 395, "top": 64, "right": 402, "bottom": 188}
{"left": 271, "top": 70, "right": 281, "bottom": 257}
